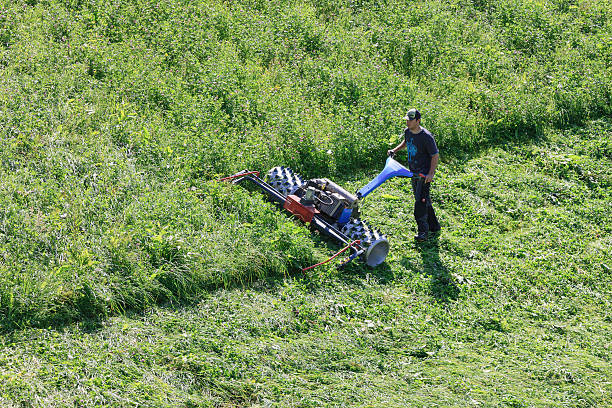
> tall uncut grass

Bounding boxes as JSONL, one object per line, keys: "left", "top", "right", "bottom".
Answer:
{"left": 0, "top": 0, "right": 610, "bottom": 328}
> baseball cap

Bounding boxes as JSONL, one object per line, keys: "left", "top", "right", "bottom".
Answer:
{"left": 403, "top": 108, "right": 421, "bottom": 121}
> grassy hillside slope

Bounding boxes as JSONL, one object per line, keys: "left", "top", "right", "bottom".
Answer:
{"left": 1, "top": 121, "right": 610, "bottom": 406}
{"left": 1, "top": 0, "right": 610, "bottom": 328}
{"left": 0, "top": 0, "right": 611, "bottom": 406}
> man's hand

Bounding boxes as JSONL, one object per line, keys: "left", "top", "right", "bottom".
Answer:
{"left": 387, "top": 149, "right": 396, "bottom": 157}
{"left": 426, "top": 154, "right": 439, "bottom": 183}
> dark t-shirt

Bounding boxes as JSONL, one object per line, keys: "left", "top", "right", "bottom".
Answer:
{"left": 403, "top": 127, "right": 438, "bottom": 174}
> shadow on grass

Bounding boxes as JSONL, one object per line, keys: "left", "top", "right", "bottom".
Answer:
{"left": 246, "top": 229, "right": 398, "bottom": 295}
{"left": 309, "top": 232, "right": 397, "bottom": 285}
{"left": 403, "top": 234, "right": 459, "bottom": 303}
{"left": 0, "top": 310, "right": 106, "bottom": 335}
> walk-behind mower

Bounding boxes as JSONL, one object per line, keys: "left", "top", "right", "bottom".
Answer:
{"left": 221, "top": 157, "right": 418, "bottom": 269}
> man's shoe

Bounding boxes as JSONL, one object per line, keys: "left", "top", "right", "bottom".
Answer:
{"left": 414, "top": 232, "right": 428, "bottom": 242}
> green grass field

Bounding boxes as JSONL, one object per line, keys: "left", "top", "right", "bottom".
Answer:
{"left": 0, "top": 0, "right": 610, "bottom": 406}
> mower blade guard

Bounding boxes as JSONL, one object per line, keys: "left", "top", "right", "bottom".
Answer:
{"left": 356, "top": 157, "right": 414, "bottom": 198}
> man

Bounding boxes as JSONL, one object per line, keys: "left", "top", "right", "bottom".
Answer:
{"left": 387, "top": 108, "right": 441, "bottom": 242}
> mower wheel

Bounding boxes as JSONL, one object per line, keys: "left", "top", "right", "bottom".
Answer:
{"left": 340, "top": 218, "right": 389, "bottom": 266}
{"left": 266, "top": 166, "right": 305, "bottom": 197}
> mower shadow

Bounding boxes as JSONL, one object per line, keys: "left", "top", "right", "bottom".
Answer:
{"left": 312, "top": 231, "right": 398, "bottom": 284}
{"left": 255, "top": 230, "right": 397, "bottom": 291}
{"left": 402, "top": 235, "right": 459, "bottom": 303}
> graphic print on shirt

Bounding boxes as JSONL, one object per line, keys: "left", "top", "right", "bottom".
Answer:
{"left": 406, "top": 137, "right": 417, "bottom": 164}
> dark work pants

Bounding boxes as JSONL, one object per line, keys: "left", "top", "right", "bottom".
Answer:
{"left": 411, "top": 177, "right": 441, "bottom": 233}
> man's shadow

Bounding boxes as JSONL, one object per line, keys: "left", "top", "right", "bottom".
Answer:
{"left": 404, "top": 234, "right": 459, "bottom": 302}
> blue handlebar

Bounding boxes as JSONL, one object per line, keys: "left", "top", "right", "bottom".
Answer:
{"left": 357, "top": 157, "right": 416, "bottom": 199}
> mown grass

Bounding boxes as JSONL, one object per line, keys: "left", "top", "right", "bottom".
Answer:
{"left": 0, "top": 0, "right": 611, "bottom": 405}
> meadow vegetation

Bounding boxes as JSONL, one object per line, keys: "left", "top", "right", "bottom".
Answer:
{"left": 0, "top": 0, "right": 610, "bottom": 406}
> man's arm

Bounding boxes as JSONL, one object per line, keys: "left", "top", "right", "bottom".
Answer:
{"left": 425, "top": 153, "right": 439, "bottom": 183}
{"left": 388, "top": 139, "right": 406, "bottom": 157}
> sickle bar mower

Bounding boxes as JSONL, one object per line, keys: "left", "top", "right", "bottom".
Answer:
{"left": 224, "top": 157, "right": 415, "bottom": 268}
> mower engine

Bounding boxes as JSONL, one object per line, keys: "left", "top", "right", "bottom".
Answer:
{"left": 266, "top": 167, "right": 389, "bottom": 267}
